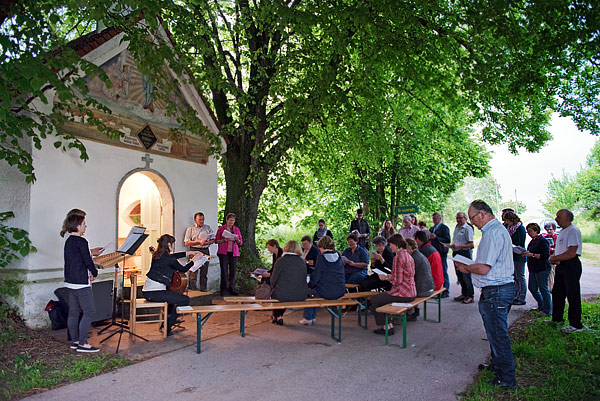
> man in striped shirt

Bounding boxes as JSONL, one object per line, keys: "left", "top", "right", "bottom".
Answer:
{"left": 455, "top": 200, "right": 517, "bottom": 389}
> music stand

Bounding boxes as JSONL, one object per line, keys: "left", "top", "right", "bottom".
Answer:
{"left": 98, "top": 230, "right": 148, "bottom": 353}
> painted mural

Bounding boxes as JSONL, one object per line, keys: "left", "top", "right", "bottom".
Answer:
{"left": 60, "top": 50, "right": 209, "bottom": 164}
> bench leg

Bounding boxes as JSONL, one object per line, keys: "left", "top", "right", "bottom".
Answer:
{"left": 196, "top": 312, "right": 213, "bottom": 354}
{"left": 240, "top": 310, "right": 247, "bottom": 337}
{"left": 326, "top": 306, "right": 343, "bottom": 343}
{"left": 354, "top": 298, "right": 368, "bottom": 329}
{"left": 437, "top": 294, "right": 442, "bottom": 322}
{"left": 386, "top": 314, "right": 407, "bottom": 348}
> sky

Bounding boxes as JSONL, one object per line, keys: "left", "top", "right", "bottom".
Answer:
{"left": 489, "top": 114, "right": 598, "bottom": 218}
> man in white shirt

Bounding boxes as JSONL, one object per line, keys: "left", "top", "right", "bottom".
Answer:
{"left": 449, "top": 212, "right": 475, "bottom": 303}
{"left": 549, "top": 209, "right": 583, "bottom": 333}
{"left": 184, "top": 212, "right": 214, "bottom": 291}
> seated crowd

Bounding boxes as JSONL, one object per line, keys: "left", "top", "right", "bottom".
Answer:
{"left": 259, "top": 215, "right": 446, "bottom": 336}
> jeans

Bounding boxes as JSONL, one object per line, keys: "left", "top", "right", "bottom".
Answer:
{"left": 528, "top": 269, "right": 552, "bottom": 315}
{"left": 513, "top": 260, "right": 527, "bottom": 303}
{"left": 67, "top": 287, "right": 96, "bottom": 345}
{"left": 551, "top": 257, "right": 582, "bottom": 328}
{"left": 345, "top": 268, "right": 367, "bottom": 284}
{"left": 303, "top": 288, "right": 322, "bottom": 320}
{"left": 143, "top": 290, "right": 190, "bottom": 331}
{"left": 479, "top": 282, "right": 517, "bottom": 387}
{"left": 218, "top": 252, "right": 238, "bottom": 292}
{"left": 441, "top": 252, "right": 450, "bottom": 294}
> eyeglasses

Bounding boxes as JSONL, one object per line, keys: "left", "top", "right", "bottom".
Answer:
{"left": 468, "top": 212, "right": 480, "bottom": 221}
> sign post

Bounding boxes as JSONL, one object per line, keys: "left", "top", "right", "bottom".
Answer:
{"left": 394, "top": 205, "right": 419, "bottom": 215}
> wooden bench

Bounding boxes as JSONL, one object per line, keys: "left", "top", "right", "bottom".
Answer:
{"left": 223, "top": 291, "right": 378, "bottom": 329}
{"left": 177, "top": 299, "right": 356, "bottom": 353}
{"left": 375, "top": 287, "right": 446, "bottom": 348}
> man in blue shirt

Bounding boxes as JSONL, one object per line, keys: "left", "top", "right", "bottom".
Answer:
{"left": 342, "top": 233, "right": 370, "bottom": 284}
{"left": 455, "top": 200, "right": 517, "bottom": 389}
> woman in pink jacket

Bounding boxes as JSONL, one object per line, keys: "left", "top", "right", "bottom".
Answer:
{"left": 215, "top": 213, "right": 243, "bottom": 296}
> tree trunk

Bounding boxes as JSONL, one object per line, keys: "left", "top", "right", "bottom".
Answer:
{"left": 222, "top": 141, "right": 267, "bottom": 259}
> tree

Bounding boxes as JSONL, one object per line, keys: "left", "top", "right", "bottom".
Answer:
{"left": 443, "top": 175, "right": 501, "bottom": 218}
{"left": 3, "top": 0, "right": 600, "bottom": 260}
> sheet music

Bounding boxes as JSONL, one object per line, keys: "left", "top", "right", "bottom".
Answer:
{"left": 189, "top": 253, "right": 210, "bottom": 272}
{"left": 449, "top": 255, "right": 475, "bottom": 265}
{"left": 372, "top": 268, "right": 387, "bottom": 276}
{"left": 391, "top": 302, "right": 413, "bottom": 307}
{"left": 222, "top": 229, "right": 238, "bottom": 240}
{"left": 512, "top": 245, "right": 527, "bottom": 254}
{"left": 100, "top": 242, "right": 113, "bottom": 254}
{"left": 117, "top": 226, "right": 146, "bottom": 253}
{"left": 177, "top": 306, "right": 193, "bottom": 311}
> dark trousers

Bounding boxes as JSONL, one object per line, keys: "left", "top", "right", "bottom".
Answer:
{"left": 189, "top": 261, "right": 210, "bottom": 291}
{"left": 143, "top": 290, "right": 190, "bottom": 331}
{"left": 551, "top": 256, "right": 582, "bottom": 328}
{"left": 358, "top": 274, "right": 392, "bottom": 292}
{"left": 456, "top": 269, "right": 475, "bottom": 298}
{"left": 218, "top": 252, "right": 238, "bottom": 292}
{"left": 370, "top": 292, "right": 416, "bottom": 326}
{"left": 67, "top": 287, "right": 96, "bottom": 345}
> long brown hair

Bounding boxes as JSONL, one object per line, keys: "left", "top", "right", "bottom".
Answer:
{"left": 150, "top": 234, "right": 175, "bottom": 260}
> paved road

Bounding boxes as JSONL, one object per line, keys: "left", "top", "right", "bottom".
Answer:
{"left": 23, "top": 264, "right": 599, "bottom": 401}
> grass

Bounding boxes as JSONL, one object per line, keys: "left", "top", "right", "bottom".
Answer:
{"left": 460, "top": 297, "right": 600, "bottom": 401}
{"left": 579, "top": 220, "right": 600, "bottom": 244}
{"left": 581, "top": 242, "right": 600, "bottom": 268}
{"left": 0, "top": 303, "right": 132, "bottom": 401}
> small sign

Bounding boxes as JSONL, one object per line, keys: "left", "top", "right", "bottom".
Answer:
{"left": 137, "top": 125, "right": 158, "bottom": 150}
{"left": 394, "top": 205, "right": 419, "bottom": 215}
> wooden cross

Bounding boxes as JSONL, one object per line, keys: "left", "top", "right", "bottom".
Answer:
{"left": 141, "top": 153, "right": 154, "bottom": 168}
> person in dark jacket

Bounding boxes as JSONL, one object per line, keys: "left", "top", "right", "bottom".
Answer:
{"left": 358, "top": 236, "right": 393, "bottom": 292}
{"left": 300, "top": 236, "right": 346, "bottom": 325}
{"left": 313, "top": 219, "right": 334, "bottom": 244}
{"left": 270, "top": 241, "right": 309, "bottom": 325}
{"left": 301, "top": 235, "right": 320, "bottom": 273}
{"left": 522, "top": 223, "right": 552, "bottom": 316}
{"left": 504, "top": 211, "right": 527, "bottom": 305}
{"left": 261, "top": 239, "right": 283, "bottom": 284}
{"left": 429, "top": 212, "right": 451, "bottom": 297}
{"left": 63, "top": 213, "right": 100, "bottom": 353}
{"left": 143, "top": 234, "right": 195, "bottom": 335}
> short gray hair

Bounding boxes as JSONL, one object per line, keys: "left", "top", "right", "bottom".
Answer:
{"left": 469, "top": 200, "right": 493, "bottom": 215}
{"left": 544, "top": 220, "right": 557, "bottom": 230}
{"left": 402, "top": 215, "right": 412, "bottom": 222}
{"left": 372, "top": 236, "right": 387, "bottom": 246}
{"left": 433, "top": 212, "right": 442, "bottom": 218}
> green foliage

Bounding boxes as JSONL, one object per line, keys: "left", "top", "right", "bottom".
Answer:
{"left": 499, "top": 200, "right": 528, "bottom": 215}
{"left": 543, "top": 141, "right": 600, "bottom": 218}
{"left": 462, "top": 298, "right": 600, "bottom": 401}
{"left": 443, "top": 176, "right": 501, "bottom": 218}
{"left": 0, "top": 212, "right": 35, "bottom": 297}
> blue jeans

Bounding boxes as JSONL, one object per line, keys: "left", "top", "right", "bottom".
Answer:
{"left": 345, "top": 268, "right": 367, "bottom": 284}
{"left": 479, "top": 282, "right": 517, "bottom": 387}
{"left": 528, "top": 269, "right": 552, "bottom": 315}
{"left": 303, "top": 288, "right": 322, "bottom": 320}
{"left": 441, "top": 253, "right": 450, "bottom": 294}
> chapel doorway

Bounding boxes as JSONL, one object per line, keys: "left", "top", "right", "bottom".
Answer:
{"left": 117, "top": 171, "right": 173, "bottom": 281}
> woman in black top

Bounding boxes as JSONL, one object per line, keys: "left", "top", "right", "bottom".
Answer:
{"left": 261, "top": 239, "right": 283, "bottom": 284}
{"left": 63, "top": 213, "right": 101, "bottom": 353}
{"left": 270, "top": 241, "right": 309, "bottom": 325}
{"left": 142, "top": 234, "right": 194, "bottom": 335}
{"left": 522, "top": 223, "right": 552, "bottom": 316}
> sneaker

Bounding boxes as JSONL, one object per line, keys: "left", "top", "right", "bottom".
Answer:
{"left": 454, "top": 295, "right": 466, "bottom": 302}
{"left": 299, "top": 318, "right": 314, "bottom": 326}
{"left": 76, "top": 344, "right": 100, "bottom": 353}
{"left": 561, "top": 325, "right": 583, "bottom": 333}
{"left": 462, "top": 297, "right": 474, "bottom": 304}
{"left": 440, "top": 292, "right": 450, "bottom": 298}
{"left": 70, "top": 342, "right": 79, "bottom": 350}
{"left": 512, "top": 300, "right": 526, "bottom": 306}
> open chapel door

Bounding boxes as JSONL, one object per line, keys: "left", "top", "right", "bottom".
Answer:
{"left": 118, "top": 171, "right": 173, "bottom": 282}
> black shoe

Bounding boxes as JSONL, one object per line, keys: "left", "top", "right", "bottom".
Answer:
{"left": 512, "top": 300, "right": 526, "bottom": 306}
{"left": 229, "top": 289, "right": 239, "bottom": 296}
{"left": 440, "top": 292, "right": 450, "bottom": 298}
{"left": 76, "top": 345, "right": 100, "bottom": 353}
{"left": 166, "top": 329, "right": 173, "bottom": 337}
{"left": 220, "top": 290, "right": 226, "bottom": 297}
{"left": 478, "top": 363, "right": 495, "bottom": 372}
{"left": 373, "top": 328, "right": 395, "bottom": 335}
{"left": 406, "top": 313, "right": 417, "bottom": 322}
{"left": 486, "top": 379, "right": 516, "bottom": 389}
{"left": 276, "top": 318, "right": 283, "bottom": 326}
{"left": 414, "top": 307, "right": 420, "bottom": 316}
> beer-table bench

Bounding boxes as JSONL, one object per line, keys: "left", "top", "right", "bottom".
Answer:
{"left": 223, "top": 291, "right": 378, "bottom": 329}
{"left": 375, "top": 287, "right": 446, "bottom": 348}
{"left": 177, "top": 299, "right": 356, "bottom": 353}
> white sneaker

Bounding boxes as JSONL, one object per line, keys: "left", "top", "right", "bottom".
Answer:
{"left": 561, "top": 325, "right": 583, "bottom": 333}
{"left": 299, "top": 318, "right": 314, "bottom": 326}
